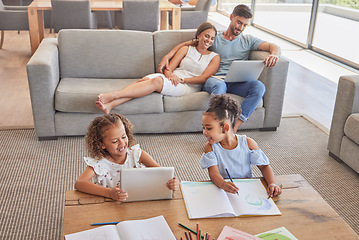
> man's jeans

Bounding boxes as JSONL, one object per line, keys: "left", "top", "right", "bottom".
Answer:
{"left": 202, "top": 77, "right": 266, "bottom": 122}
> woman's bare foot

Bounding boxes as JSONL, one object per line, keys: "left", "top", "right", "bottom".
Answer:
{"left": 95, "top": 100, "right": 111, "bottom": 114}
{"left": 98, "top": 93, "right": 117, "bottom": 104}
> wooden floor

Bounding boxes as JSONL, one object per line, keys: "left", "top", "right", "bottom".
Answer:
{"left": 282, "top": 60, "right": 338, "bottom": 130}
{"left": 0, "top": 30, "right": 339, "bottom": 131}
{"left": 0, "top": 31, "right": 34, "bottom": 129}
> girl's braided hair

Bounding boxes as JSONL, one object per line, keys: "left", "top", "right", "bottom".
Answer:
{"left": 205, "top": 94, "right": 242, "bottom": 129}
{"left": 85, "top": 113, "right": 135, "bottom": 159}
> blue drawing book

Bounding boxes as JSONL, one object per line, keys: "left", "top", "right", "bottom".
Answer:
{"left": 180, "top": 179, "right": 281, "bottom": 219}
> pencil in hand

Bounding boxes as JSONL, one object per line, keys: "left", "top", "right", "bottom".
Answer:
{"left": 267, "top": 183, "right": 283, "bottom": 199}
{"left": 225, "top": 168, "right": 239, "bottom": 195}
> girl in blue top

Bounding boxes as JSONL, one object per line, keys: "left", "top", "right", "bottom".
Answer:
{"left": 201, "top": 94, "right": 282, "bottom": 197}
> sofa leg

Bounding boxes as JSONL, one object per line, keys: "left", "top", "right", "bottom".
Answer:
{"left": 329, "top": 151, "right": 343, "bottom": 163}
{"left": 0, "top": 30, "right": 4, "bottom": 49}
{"left": 259, "top": 127, "right": 277, "bottom": 132}
{"left": 38, "top": 136, "right": 59, "bottom": 141}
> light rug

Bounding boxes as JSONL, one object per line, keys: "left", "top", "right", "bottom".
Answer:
{"left": 0, "top": 116, "right": 358, "bottom": 239}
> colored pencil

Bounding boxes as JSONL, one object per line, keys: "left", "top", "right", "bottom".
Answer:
{"left": 185, "top": 231, "right": 189, "bottom": 240}
{"left": 197, "top": 223, "right": 199, "bottom": 240}
{"left": 178, "top": 222, "right": 196, "bottom": 235}
{"left": 189, "top": 231, "right": 193, "bottom": 240}
{"left": 178, "top": 222, "right": 203, "bottom": 239}
{"left": 225, "top": 168, "right": 239, "bottom": 195}
{"left": 91, "top": 221, "right": 119, "bottom": 226}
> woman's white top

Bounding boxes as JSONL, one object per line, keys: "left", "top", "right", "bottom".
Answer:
{"left": 145, "top": 46, "right": 218, "bottom": 96}
{"left": 174, "top": 45, "right": 218, "bottom": 79}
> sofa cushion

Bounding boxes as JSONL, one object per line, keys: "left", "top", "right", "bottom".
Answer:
{"left": 154, "top": 30, "right": 196, "bottom": 69}
{"left": 55, "top": 78, "right": 163, "bottom": 115}
{"left": 163, "top": 92, "right": 263, "bottom": 112}
{"left": 163, "top": 92, "right": 210, "bottom": 112}
{"left": 58, "top": 29, "right": 155, "bottom": 79}
{"left": 344, "top": 113, "right": 359, "bottom": 145}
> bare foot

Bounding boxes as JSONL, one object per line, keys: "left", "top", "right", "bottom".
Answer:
{"left": 95, "top": 100, "right": 111, "bottom": 114}
{"left": 98, "top": 93, "right": 116, "bottom": 104}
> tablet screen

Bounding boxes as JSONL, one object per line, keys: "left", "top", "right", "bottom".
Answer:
{"left": 120, "top": 167, "right": 174, "bottom": 202}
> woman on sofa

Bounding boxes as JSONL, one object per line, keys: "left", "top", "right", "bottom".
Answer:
{"left": 95, "top": 22, "right": 220, "bottom": 114}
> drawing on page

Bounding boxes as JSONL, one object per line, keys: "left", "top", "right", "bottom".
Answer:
{"left": 183, "top": 182, "right": 204, "bottom": 199}
{"left": 244, "top": 194, "right": 272, "bottom": 210}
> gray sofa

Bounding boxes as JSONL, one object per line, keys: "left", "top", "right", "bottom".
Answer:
{"left": 328, "top": 75, "right": 359, "bottom": 174}
{"left": 27, "top": 29, "right": 289, "bottom": 140}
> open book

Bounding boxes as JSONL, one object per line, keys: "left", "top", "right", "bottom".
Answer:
{"left": 64, "top": 215, "right": 176, "bottom": 240}
{"left": 180, "top": 179, "right": 281, "bottom": 219}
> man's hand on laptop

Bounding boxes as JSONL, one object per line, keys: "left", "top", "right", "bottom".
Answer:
{"left": 264, "top": 54, "right": 279, "bottom": 68}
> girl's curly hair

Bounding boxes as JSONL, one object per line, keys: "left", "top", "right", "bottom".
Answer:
{"left": 205, "top": 94, "right": 242, "bottom": 129}
{"left": 85, "top": 113, "right": 135, "bottom": 159}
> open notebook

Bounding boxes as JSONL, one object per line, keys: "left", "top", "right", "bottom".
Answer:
{"left": 64, "top": 216, "right": 176, "bottom": 240}
{"left": 180, "top": 179, "right": 281, "bottom": 219}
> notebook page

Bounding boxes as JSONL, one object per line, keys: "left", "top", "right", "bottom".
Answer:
{"left": 117, "top": 216, "right": 175, "bottom": 240}
{"left": 65, "top": 225, "right": 120, "bottom": 240}
{"left": 181, "top": 181, "right": 236, "bottom": 219}
{"left": 227, "top": 179, "right": 281, "bottom": 216}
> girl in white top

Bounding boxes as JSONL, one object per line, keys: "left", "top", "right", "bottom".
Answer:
{"left": 75, "top": 113, "right": 179, "bottom": 201}
{"left": 95, "top": 22, "right": 220, "bottom": 114}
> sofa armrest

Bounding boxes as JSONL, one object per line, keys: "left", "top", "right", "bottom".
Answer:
{"left": 4, "top": 6, "right": 28, "bottom": 11}
{"left": 26, "top": 38, "right": 59, "bottom": 139}
{"left": 181, "top": 7, "right": 195, "bottom": 11}
{"left": 328, "top": 75, "right": 359, "bottom": 157}
{"left": 249, "top": 50, "right": 289, "bottom": 128}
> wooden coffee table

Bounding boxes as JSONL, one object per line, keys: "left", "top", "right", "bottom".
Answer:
{"left": 62, "top": 174, "right": 359, "bottom": 239}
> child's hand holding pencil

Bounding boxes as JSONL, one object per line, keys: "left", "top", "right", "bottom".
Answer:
{"left": 267, "top": 183, "right": 283, "bottom": 198}
{"left": 223, "top": 168, "right": 239, "bottom": 195}
{"left": 221, "top": 181, "right": 239, "bottom": 194}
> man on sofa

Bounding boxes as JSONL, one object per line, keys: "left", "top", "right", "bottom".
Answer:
{"left": 158, "top": 4, "right": 281, "bottom": 131}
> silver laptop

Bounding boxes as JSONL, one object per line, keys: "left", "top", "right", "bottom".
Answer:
{"left": 120, "top": 167, "right": 174, "bottom": 202}
{"left": 220, "top": 60, "right": 265, "bottom": 82}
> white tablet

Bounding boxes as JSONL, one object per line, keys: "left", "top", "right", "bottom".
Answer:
{"left": 120, "top": 167, "right": 174, "bottom": 202}
{"left": 224, "top": 60, "right": 265, "bottom": 82}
